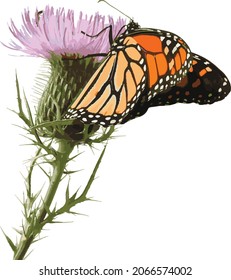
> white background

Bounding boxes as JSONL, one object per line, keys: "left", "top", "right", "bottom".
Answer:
{"left": 0, "top": 0, "right": 230, "bottom": 279}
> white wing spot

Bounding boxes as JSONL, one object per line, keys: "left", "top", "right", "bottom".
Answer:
{"left": 166, "top": 40, "right": 171, "bottom": 46}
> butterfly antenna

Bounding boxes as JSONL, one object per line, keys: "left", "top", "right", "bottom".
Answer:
{"left": 98, "top": 0, "right": 133, "bottom": 21}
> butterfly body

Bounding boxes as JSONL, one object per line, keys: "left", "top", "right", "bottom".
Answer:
{"left": 65, "top": 22, "right": 192, "bottom": 126}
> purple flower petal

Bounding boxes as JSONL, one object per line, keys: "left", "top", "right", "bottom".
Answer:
{"left": 6, "top": 5, "right": 126, "bottom": 60}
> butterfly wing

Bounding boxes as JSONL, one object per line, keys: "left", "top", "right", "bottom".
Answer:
{"left": 122, "top": 53, "right": 231, "bottom": 123}
{"left": 64, "top": 43, "right": 147, "bottom": 126}
{"left": 129, "top": 28, "right": 192, "bottom": 100}
{"left": 64, "top": 27, "right": 192, "bottom": 126}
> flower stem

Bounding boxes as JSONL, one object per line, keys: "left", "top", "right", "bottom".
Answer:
{"left": 13, "top": 140, "right": 75, "bottom": 260}
{"left": 38, "top": 140, "right": 75, "bottom": 222}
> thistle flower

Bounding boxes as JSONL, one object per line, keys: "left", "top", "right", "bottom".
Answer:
{"left": 8, "top": 6, "right": 125, "bottom": 60}
{"left": 2, "top": 5, "right": 125, "bottom": 260}
{"left": 7, "top": 6, "right": 126, "bottom": 140}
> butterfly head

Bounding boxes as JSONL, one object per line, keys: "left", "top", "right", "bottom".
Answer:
{"left": 126, "top": 20, "right": 140, "bottom": 34}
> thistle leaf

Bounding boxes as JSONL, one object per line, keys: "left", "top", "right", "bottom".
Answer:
{"left": 67, "top": 210, "right": 80, "bottom": 215}
{"left": 65, "top": 186, "right": 70, "bottom": 200}
{"left": 23, "top": 90, "right": 34, "bottom": 126}
{"left": 37, "top": 164, "right": 50, "bottom": 178}
{"left": 15, "top": 73, "right": 31, "bottom": 127}
{"left": 63, "top": 169, "right": 82, "bottom": 175}
{"left": 13, "top": 227, "right": 23, "bottom": 235}
{"left": 1, "top": 229, "right": 16, "bottom": 253}
{"left": 80, "top": 144, "right": 107, "bottom": 199}
{"left": 67, "top": 151, "right": 84, "bottom": 162}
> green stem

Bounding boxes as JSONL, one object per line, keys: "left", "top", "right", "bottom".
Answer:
{"left": 13, "top": 140, "right": 75, "bottom": 260}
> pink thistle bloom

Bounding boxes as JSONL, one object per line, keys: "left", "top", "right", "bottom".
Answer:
{"left": 7, "top": 5, "right": 126, "bottom": 59}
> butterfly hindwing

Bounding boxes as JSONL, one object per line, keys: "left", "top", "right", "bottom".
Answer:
{"left": 122, "top": 53, "right": 231, "bottom": 123}
{"left": 152, "top": 53, "right": 230, "bottom": 105}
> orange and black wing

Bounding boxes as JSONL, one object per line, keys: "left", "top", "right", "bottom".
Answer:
{"left": 122, "top": 53, "right": 231, "bottom": 123}
{"left": 128, "top": 28, "right": 192, "bottom": 101}
{"left": 64, "top": 28, "right": 192, "bottom": 126}
{"left": 64, "top": 43, "right": 147, "bottom": 126}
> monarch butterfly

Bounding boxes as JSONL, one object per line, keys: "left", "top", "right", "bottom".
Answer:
{"left": 121, "top": 53, "right": 231, "bottom": 123}
{"left": 64, "top": 21, "right": 193, "bottom": 126}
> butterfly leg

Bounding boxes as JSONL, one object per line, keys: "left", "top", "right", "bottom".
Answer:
{"left": 81, "top": 25, "right": 114, "bottom": 45}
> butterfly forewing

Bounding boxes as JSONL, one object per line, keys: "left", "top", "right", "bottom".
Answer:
{"left": 65, "top": 41, "right": 147, "bottom": 126}
{"left": 128, "top": 28, "right": 192, "bottom": 102}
